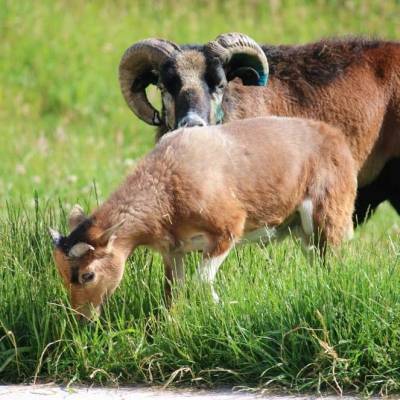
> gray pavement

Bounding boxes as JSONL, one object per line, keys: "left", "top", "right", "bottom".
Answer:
{"left": 0, "top": 384, "right": 369, "bottom": 399}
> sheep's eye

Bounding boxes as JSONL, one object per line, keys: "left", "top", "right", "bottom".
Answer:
{"left": 81, "top": 272, "right": 95, "bottom": 283}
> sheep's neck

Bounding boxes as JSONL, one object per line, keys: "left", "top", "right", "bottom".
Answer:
{"left": 91, "top": 169, "right": 171, "bottom": 256}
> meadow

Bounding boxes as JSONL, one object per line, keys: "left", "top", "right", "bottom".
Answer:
{"left": 1, "top": 0, "right": 400, "bottom": 395}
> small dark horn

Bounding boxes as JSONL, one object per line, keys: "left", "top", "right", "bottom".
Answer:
{"left": 68, "top": 242, "right": 95, "bottom": 258}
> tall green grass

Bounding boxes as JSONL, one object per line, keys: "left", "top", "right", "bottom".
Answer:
{"left": 2, "top": 200, "right": 400, "bottom": 395}
{"left": 1, "top": 0, "right": 400, "bottom": 395}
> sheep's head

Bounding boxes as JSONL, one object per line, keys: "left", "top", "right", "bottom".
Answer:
{"left": 49, "top": 205, "right": 125, "bottom": 321}
{"left": 119, "top": 33, "right": 269, "bottom": 134}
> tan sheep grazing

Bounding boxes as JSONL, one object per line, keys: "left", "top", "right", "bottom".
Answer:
{"left": 50, "top": 116, "right": 356, "bottom": 320}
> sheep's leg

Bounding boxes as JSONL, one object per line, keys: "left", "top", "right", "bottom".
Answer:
{"left": 316, "top": 205, "right": 355, "bottom": 252}
{"left": 312, "top": 172, "right": 356, "bottom": 258}
{"left": 298, "top": 198, "right": 314, "bottom": 237}
{"left": 197, "top": 238, "right": 234, "bottom": 303}
{"left": 290, "top": 225, "right": 319, "bottom": 264}
{"left": 195, "top": 203, "right": 245, "bottom": 303}
{"left": 354, "top": 158, "right": 400, "bottom": 225}
{"left": 163, "top": 251, "right": 185, "bottom": 303}
{"left": 292, "top": 198, "right": 320, "bottom": 263}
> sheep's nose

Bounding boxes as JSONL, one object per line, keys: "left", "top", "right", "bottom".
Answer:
{"left": 81, "top": 272, "right": 95, "bottom": 283}
{"left": 177, "top": 112, "right": 207, "bottom": 128}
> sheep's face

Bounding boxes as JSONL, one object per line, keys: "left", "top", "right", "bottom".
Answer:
{"left": 159, "top": 50, "right": 227, "bottom": 130}
{"left": 49, "top": 207, "right": 125, "bottom": 321}
{"left": 52, "top": 240, "right": 125, "bottom": 320}
{"left": 119, "top": 34, "right": 269, "bottom": 134}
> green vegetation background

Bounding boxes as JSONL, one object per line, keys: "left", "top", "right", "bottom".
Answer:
{"left": 1, "top": 0, "right": 400, "bottom": 395}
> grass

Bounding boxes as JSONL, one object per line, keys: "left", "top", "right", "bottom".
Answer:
{"left": 1, "top": 0, "right": 400, "bottom": 395}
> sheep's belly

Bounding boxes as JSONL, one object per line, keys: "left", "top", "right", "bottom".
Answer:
{"left": 241, "top": 213, "right": 300, "bottom": 245}
{"left": 178, "top": 212, "right": 301, "bottom": 252}
{"left": 179, "top": 234, "right": 209, "bottom": 252}
{"left": 241, "top": 226, "right": 280, "bottom": 243}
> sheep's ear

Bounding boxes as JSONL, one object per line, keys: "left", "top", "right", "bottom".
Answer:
{"left": 49, "top": 228, "right": 62, "bottom": 247}
{"left": 68, "top": 242, "right": 95, "bottom": 258}
{"left": 96, "top": 219, "right": 125, "bottom": 246}
{"left": 105, "top": 234, "right": 117, "bottom": 254}
{"left": 69, "top": 204, "right": 87, "bottom": 231}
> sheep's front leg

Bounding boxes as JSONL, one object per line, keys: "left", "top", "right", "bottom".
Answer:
{"left": 163, "top": 251, "right": 185, "bottom": 304}
{"left": 197, "top": 239, "right": 233, "bottom": 303}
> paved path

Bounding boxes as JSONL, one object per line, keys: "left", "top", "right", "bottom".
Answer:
{"left": 0, "top": 384, "right": 368, "bottom": 399}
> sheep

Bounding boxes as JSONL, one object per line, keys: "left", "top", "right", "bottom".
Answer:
{"left": 49, "top": 116, "right": 356, "bottom": 320}
{"left": 119, "top": 33, "right": 400, "bottom": 224}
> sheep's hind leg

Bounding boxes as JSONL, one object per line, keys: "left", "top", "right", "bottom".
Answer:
{"left": 294, "top": 198, "right": 320, "bottom": 263}
{"left": 312, "top": 183, "right": 356, "bottom": 261}
{"left": 162, "top": 251, "right": 185, "bottom": 304}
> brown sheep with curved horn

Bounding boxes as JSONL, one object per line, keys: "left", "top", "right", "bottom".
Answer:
{"left": 119, "top": 33, "right": 400, "bottom": 224}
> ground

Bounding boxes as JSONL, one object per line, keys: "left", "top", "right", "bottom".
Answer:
{"left": 0, "top": 384, "right": 375, "bottom": 399}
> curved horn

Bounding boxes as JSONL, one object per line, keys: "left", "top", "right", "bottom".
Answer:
{"left": 119, "top": 39, "right": 180, "bottom": 125}
{"left": 68, "top": 242, "right": 95, "bottom": 258}
{"left": 206, "top": 33, "right": 269, "bottom": 86}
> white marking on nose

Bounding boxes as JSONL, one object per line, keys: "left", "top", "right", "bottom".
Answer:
{"left": 178, "top": 112, "right": 207, "bottom": 128}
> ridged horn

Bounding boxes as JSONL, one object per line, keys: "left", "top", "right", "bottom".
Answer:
{"left": 119, "top": 39, "right": 181, "bottom": 125}
{"left": 68, "top": 242, "right": 94, "bottom": 258}
{"left": 205, "top": 32, "right": 269, "bottom": 86}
